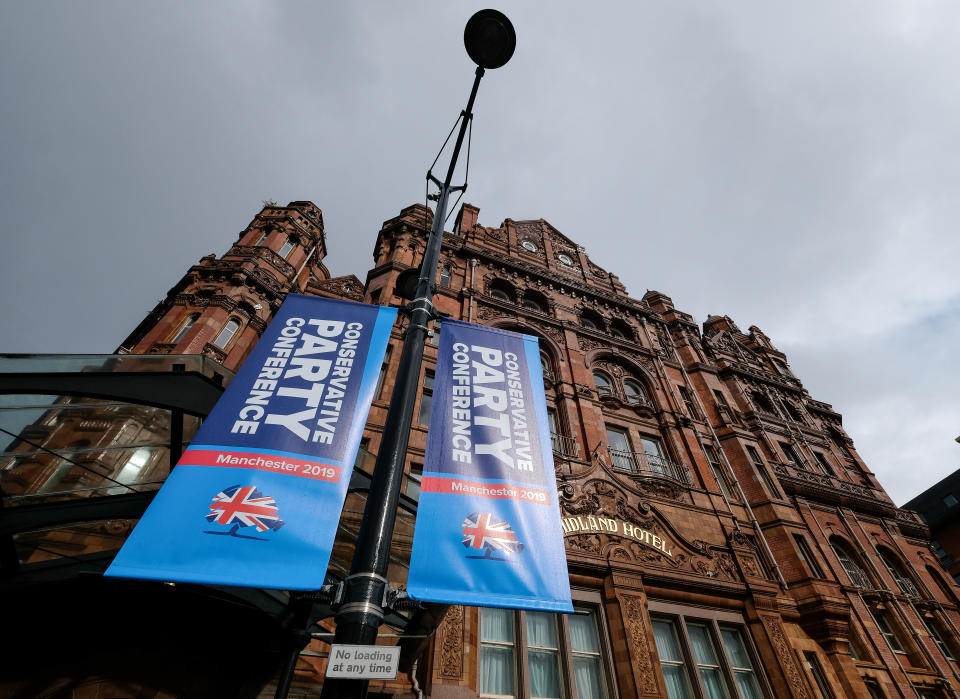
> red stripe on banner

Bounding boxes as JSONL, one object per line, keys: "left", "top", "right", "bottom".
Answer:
{"left": 182, "top": 450, "right": 340, "bottom": 482}
{"left": 420, "top": 476, "right": 549, "bottom": 505}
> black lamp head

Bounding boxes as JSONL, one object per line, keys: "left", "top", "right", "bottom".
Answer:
{"left": 464, "top": 9, "right": 516, "bottom": 69}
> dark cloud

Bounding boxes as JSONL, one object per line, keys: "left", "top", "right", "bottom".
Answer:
{"left": 1, "top": 1, "right": 957, "bottom": 504}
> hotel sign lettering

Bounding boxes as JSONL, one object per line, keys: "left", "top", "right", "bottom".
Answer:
{"left": 560, "top": 516, "right": 673, "bottom": 557}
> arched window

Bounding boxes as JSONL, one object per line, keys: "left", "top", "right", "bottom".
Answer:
{"left": 580, "top": 312, "right": 601, "bottom": 331}
{"left": 830, "top": 538, "right": 872, "bottom": 589}
{"left": 278, "top": 238, "right": 295, "bottom": 259}
{"left": 539, "top": 350, "right": 554, "bottom": 381}
{"left": 522, "top": 293, "right": 547, "bottom": 314}
{"left": 610, "top": 320, "right": 632, "bottom": 341}
{"left": 593, "top": 371, "right": 613, "bottom": 397}
{"left": 172, "top": 314, "right": 198, "bottom": 343}
{"left": 489, "top": 280, "right": 514, "bottom": 302}
{"left": 213, "top": 319, "right": 240, "bottom": 349}
{"left": 878, "top": 548, "right": 920, "bottom": 597}
{"left": 623, "top": 380, "right": 648, "bottom": 406}
{"left": 926, "top": 566, "right": 960, "bottom": 605}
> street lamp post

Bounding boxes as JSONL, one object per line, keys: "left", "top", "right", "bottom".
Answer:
{"left": 317, "top": 11, "right": 515, "bottom": 699}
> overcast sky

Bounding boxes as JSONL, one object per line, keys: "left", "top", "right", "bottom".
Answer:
{"left": 1, "top": 2, "right": 957, "bottom": 505}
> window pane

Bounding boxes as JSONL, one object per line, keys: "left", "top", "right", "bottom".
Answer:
{"left": 593, "top": 371, "right": 612, "bottom": 395}
{"left": 213, "top": 320, "right": 239, "bottom": 349}
{"left": 720, "top": 628, "right": 751, "bottom": 668}
{"left": 528, "top": 650, "right": 561, "bottom": 699}
{"left": 733, "top": 671, "right": 763, "bottom": 699}
{"left": 417, "top": 371, "right": 434, "bottom": 425}
{"left": 480, "top": 608, "right": 515, "bottom": 697}
{"left": 570, "top": 612, "right": 601, "bottom": 652}
{"left": 526, "top": 612, "right": 558, "bottom": 647}
{"left": 481, "top": 607, "right": 513, "bottom": 643}
{"left": 661, "top": 665, "right": 694, "bottom": 699}
{"left": 688, "top": 624, "right": 719, "bottom": 665}
{"left": 172, "top": 314, "right": 197, "bottom": 343}
{"left": 278, "top": 239, "right": 294, "bottom": 258}
{"left": 574, "top": 656, "right": 606, "bottom": 699}
{"left": 641, "top": 438, "right": 663, "bottom": 458}
{"left": 480, "top": 645, "right": 515, "bottom": 697}
{"left": 699, "top": 668, "right": 727, "bottom": 699}
{"left": 653, "top": 620, "right": 684, "bottom": 662}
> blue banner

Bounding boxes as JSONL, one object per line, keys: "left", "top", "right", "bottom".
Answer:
{"left": 407, "top": 320, "right": 572, "bottom": 612}
{"left": 106, "top": 294, "right": 396, "bottom": 589}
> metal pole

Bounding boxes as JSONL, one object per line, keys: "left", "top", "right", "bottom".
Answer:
{"left": 319, "top": 66, "right": 485, "bottom": 699}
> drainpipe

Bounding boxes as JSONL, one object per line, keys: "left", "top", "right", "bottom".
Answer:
{"left": 468, "top": 258, "right": 477, "bottom": 322}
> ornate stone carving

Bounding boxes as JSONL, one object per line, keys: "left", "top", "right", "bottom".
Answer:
{"left": 148, "top": 343, "right": 175, "bottom": 355}
{"left": 514, "top": 222, "right": 544, "bottom": 249}
{"left": 312, "top": 276, "right": 365, "bottom": 301}
{"left": 248, "top": 316, "right": 267, "bottom": 334}
{"left": 485, "top": 226, "right": 507, "bottom": 242}
{"left": 761, "top": 616, "right": 810, "bottom": 698}
{"left": 201, "top": 343, "right": 227, "bottom": 363}
{"left": 587, "top": 261, "right": 607, "bottom": 279}
{"left": 619, "top": 594, "right": 659, "bottom": 695}
{"left": 740, "top": 554, "right": 762, "bottom": 579}
{"left": 437, "top": 604, "right": 464, "bottom": 679}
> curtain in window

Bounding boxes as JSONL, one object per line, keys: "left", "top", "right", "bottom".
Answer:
{"left": 480, "top": 608, "right": 514, "bottom": 697}
{"left": 573, "top": 657, "right": 605, "bottom": 699}
{"left": 653, "top": 620, "right": 693, "bottom": 699}
{"left": 480, "top": 647, "right": 514, "bottom": 696}
{"left": 570, "top": 613, "right": 599, "bottom": 652}
{"left": 527, "top": 612, "right": 560, "bottom": 699}
{"left": 661, "top": 666, "right": 693, "bottom": 699}
{"left": 688, "top": 624, "right": 726, "bottom": 699}
{"left": 720, "top": 628, "right": 762, "bottom": 699}
{"left": 571, "top": 612, "right": 605, "bottom": 699}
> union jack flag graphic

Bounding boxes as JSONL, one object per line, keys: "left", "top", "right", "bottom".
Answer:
{"left": 205, "top": 485, "right": 285, "bottom": 535}
{"left": 462, "top": 511, "right": 524, "bottom": 560}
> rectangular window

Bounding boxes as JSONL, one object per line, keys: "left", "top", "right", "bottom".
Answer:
{"left": 871, "top": 610, "right": 906, "bottom": 653}
{"left": 803, "top": 651, "right": 834, "bottom": 699}
{"left": 479, "top": 605, "right": 611, "bottom": 699}
{"left": 922, "top": 615, "right": 955, "bottom": 661}
{"left": 779, "top": 442, "right": 801, "bottom": 468}
{"left": 720, "top": 626, "right": 765, "bottom": 699}
{"left": 606, "top": 426, "right": 636, "bottom": 472}
{"left": 652, "top": 619, "right": 695, "bottom": 699}
{"left": 278, "top": 238, "right": 295, "bottom": 258}
{"left": 651, "top": 605, "right": 768, "bottom": 699}
{"left": 746, "top": 445, "right": 780, "bottom": 498}
{"left": 569, "top": 608, "right": 608, "bottom": 699}
{"left": 375, "top": 346, "right": 392, "bottom": 399}
{"left": 480, "top": 607, "right": 516, "bottom": 698}
{"left": 678, "top": 386, "right": 698, "bottom": 419}
{"left": 430, "top": 317, "right": 442, "bottom": 346}
{"left": 406, "top": 463, "right": 423, "bottom": 501}
{"left": 705, "top": 445, "right": 733, "bottom": 502}
{"left": 713, "top": 390, "right": 736, "bottom": 423}
{"left": 526, "top": 612, "right": 562, "bottom": 699}
{"left": 813, "top": 452, "right": 835, "bottom": 476}
{"left": 417, "top": 370, "right": 434, "bottom": 425}
{"left": 793, "top": 534, "right": 825, "bottom": 578}
{"left": 417, "top": 369, "right": 433, "bottom": 425}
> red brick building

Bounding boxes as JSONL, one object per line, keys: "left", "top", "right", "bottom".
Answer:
{"left": 3, "top": 199, "right": 959, "bottom": 698}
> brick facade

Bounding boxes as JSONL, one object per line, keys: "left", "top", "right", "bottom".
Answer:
{"left": 6, "top": 199, "right": 959, "bottom": 698}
